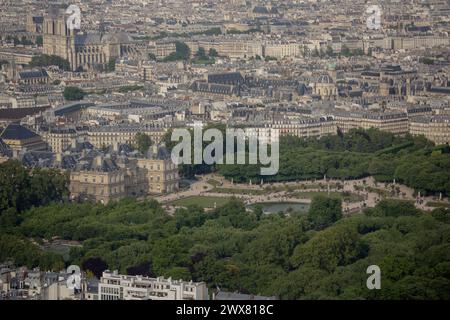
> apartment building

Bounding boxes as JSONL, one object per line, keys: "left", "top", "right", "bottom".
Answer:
{"left": 271, "top": 117, "right": 337, "bottom": 139}
{"left": 385, "top": 36, "right": 449, "bottom": 51}
{"left": 215, "top": 38, "right": 263, "bottom": 59}
{"left": 98, "top": 270, "right": 208, "bottom": 300}
{"left": 244, "top": 117, "right": 336, "bottom": 143}
{"left": 263, "top": 41, "right": 300, "bottom": 59}
{"left": 185, "top": 37, "right": 263, "bottom": 59}
{"left": 332, "top": 111, "right": 409, "bottom": 135}
{"left": 148, "top": 40, "right": 176, "bottom": 59}
{"left": 41, "top": 128, "right": 77, "bottom": 153}
{"left": 157, "top": 37, "right": 300, "bottom": 60}
{"left": 86, "top": 125, "right": 167, "bottom": 149}
{"left": 0, "top": 95, "right": 37, "bottom": 109}
{"left": 409, "top": 115, "right": 450, "bottom": 145}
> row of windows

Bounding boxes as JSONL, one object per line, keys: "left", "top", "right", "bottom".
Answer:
{"left": 143, "top": 165, "right": 162, "bottom": 171}
{"left": 101, "top": 294, "right": 119, "bottom": 300}
{"left": 82, "top": 175, "right": 124, "bottom": 184}
{"left": 72, "top": 176, "right": 178, "bottom": 189}
{"left": 89, "top": 132, "right": 164, "bottom": 137}
{"left": 79, "top": 186, "right": 125, "bottom": 195}
{"left": 101, "top": 286, "right": 119, "bottom": 295}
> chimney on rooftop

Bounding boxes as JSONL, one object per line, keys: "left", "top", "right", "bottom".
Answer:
{"left": 152, "top": 144, "right": 158, "bottom": 155}
{"left": 95, "top": 155, "right": 103, "bottom": 167}
{"left": 113, "top": 142, "right": 119, "bottom": 152}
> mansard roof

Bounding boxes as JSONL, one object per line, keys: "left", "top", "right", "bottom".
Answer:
{"left": 145, "top": 145, "right": 171, "bottom": 160}
{"left": 253, "top": 6, "right": 279, "bottom": 14}
{"left": 0, "top": 123, "right": 40, "bottom": 141}
{"left": 74, "top": 32, "right": 133, "bottom": 46}
{"left": 74, "top": 34, "right": 103, "bottom": 45}
{"left": 208, "top": 72, "right": 244, "bottom": 85}
{"left": 32, "top": 16, "right": 44, "bottom": 24}
{"left": 19, "top": 70, "right": 49, "bottom": 79}
{"left": 0, "top": 106, "right": 49, "bottom": 121}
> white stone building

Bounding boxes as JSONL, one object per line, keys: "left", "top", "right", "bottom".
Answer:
{"left": 98, "top": 270, "right": 209, "bottom": 300}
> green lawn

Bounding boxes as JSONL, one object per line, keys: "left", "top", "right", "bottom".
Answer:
{"left": 170, "top": 196, "right": 231, "bottom": 208}
{"left": 427, "top": 201, "right": 450, "bottom": 209}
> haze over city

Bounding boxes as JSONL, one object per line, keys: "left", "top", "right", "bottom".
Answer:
{"left": 0, "top": 0, "right": 449, "bottom": 304}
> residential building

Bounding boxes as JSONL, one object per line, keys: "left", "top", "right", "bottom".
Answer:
{"left": 332, "top": 111, "right": 409, "bottom": 135}
{"left": 98, "top": 270, "right": 208, "bottom": 300}
{"left": 409, "top": 115, "right": 450, "bottom": 145}
{"left": 41, "top": 128, "right": 77, "bottom": 153}
{"left": 86, "top": 125, "right": 167, "bottom": 149}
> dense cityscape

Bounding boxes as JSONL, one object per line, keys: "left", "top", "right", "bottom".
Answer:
{"left": 0, "top": 0, "right": 449, "bottom": 302}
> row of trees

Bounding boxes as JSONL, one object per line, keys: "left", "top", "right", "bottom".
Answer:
{"left": 217, "top": 129, "right": 449, "bottom": 197}
{"left": 29, "top": 54, "right": 71, "bottom": 71}
{"left": 134, "top": 133, "right": 152, "bottom": 154}
{"left": 163, "top": 41, "right": 191, "bottom": 62}
{"left": 63, "top": 86, "right": 86, "bottom": 101}
{"left": 192, "top": 47, "right": 218, "bottom": 64}
{"left": 6, "top": 35, "right": 43, "bottom": 46}
{"left": 160, "top": 42, "right": 220, "bottom": 63}
{"left": 149, "top": 27, "right": 222, "bottom": 41}
{"left": 163, "top": 126, "right": 448, "bottom": 196}
{"left": 303, "top": 45, "right": 366, "bottom": 58}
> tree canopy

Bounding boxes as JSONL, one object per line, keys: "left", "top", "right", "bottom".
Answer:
{"left": 29, "top": 54, "right": 71, "bottom": 71}
{"left": 163, "top": 41, "right": 191, "bottom": 61}
{"left": 135, "top": 132, "right": 152, "bottom": 154}
{"left": 217, "top": 128, "right": 449, "bottom": 197}
{"left": 63, "top": 86, "right": 86, "bottom": 101}
{"left": 0, "top": 160, "right": 69, "bottom": 215}
{"left": 308, "top": 195, "right": 342, "bottom": 229}
{"left": 1, "top": 192, "right": 449, "bottom": 299}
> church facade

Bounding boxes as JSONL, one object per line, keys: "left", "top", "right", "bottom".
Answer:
{"left": 42, "top": 9, "right": 138, "bottom": 71}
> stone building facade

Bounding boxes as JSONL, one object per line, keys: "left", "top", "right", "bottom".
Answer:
{"left": 41, "top": 127, "right": 77, "bottom": 153}
{"left": 136, "top": 146, "right": 180, "bottom": 194}
{"left": 42, "top": 10, "right": 137, "bottom": 71}
{"left": 68, "top": 145, "right": 179, "bottom": 203}
{"left": 86, "top": 125, "right": 167, "bottom": 149}
{"left": 332, "top": 111, "right": 409, "bottom": 135}
{"left": 409, "top": 115, "right": 450, "bottom": 145}
{"left": 99, "top": 270, "right": 208, "bottom": 300}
